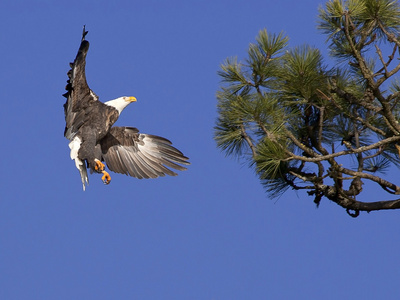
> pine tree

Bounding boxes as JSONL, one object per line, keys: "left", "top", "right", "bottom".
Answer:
{"left": 215, "top": 0, "right": 400, "bottom": 217}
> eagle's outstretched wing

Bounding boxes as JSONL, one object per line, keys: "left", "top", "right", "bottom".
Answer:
{"left": 63, "top": 26, "right": 99, "bottom": 140}
{"left": 99, "top": 127, "right": 190, "bottom": 179}
{"left": 63, "top": 26, "right": 100, "bottom": 190}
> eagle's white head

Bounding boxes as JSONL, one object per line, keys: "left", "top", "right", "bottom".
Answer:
{"left": 104, "top": 96, "right": 137, "bottom": 114}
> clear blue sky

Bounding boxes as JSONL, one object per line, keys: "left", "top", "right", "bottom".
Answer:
{"left": 1, "top": 0, "right": 399, "bottom": 299}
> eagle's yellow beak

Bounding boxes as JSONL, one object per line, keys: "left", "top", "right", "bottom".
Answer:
{"left": 126, "top": 96, "right": 137, "bottom": 102}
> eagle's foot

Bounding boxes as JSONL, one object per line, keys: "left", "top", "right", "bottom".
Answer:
{"left": 101, "top": 170, "right": 111, "bottom": 185}
{"left": 94, "top": 159, "right": 105, "bottom": 172}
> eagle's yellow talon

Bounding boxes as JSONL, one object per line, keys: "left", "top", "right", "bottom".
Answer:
{"left": 101, "top": 170, "right": 111, "bottom": 185}
{"left": 94, "top": 159, "right": 105, "bottom": 172}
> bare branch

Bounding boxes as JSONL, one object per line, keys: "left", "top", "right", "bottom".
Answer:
{"left": 240, "top": 123, "right": 257, "bottom": 158}
{"left": 286, "top": 135, "right": 400, "bottom": 163}
{"left": 346, "top": 198, "right": 400, "bottom": 213}
{"left": 337, "top": 165, "right": 400, "bottom": 194}
{"left": 375, "top": 44, "right": 389, "bottom": 76}
{"left": 374, "top": 44, "right": 398, "bottom": 78}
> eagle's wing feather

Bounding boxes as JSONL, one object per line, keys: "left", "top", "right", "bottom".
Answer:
{"left": 100, "top": 127, "right": 190, "bottom": 179}
{"left": 63, "top": 28, "right": 98, "bottom": 140}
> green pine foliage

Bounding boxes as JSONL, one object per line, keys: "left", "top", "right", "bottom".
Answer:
{"left": 215, "top": 0, "right": 400, "bottom": 215}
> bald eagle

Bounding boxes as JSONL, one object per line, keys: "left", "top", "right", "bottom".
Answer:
{"left": 63, "top": 27, "right": 190, "bottom": 190}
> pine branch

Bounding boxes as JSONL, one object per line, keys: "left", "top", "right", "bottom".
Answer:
{"left": 337, "top": 165, "right": 400, "bottom": 194}
{"left": 240, "top": 123, "right": 257, "bottom": 158}
{"left": 286, "top": 135, "right": 400, "bottom": 163}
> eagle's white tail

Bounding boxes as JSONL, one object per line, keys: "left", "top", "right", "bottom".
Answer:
{"left": 69, "top": 136, "right": 89, "bottom": 191}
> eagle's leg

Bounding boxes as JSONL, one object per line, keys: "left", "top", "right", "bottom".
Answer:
{"left": 94, "top": 159, "right": 105, "bottom": 172}
{"left": 101, "top": 171, "right": 111, "bottom": 185}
